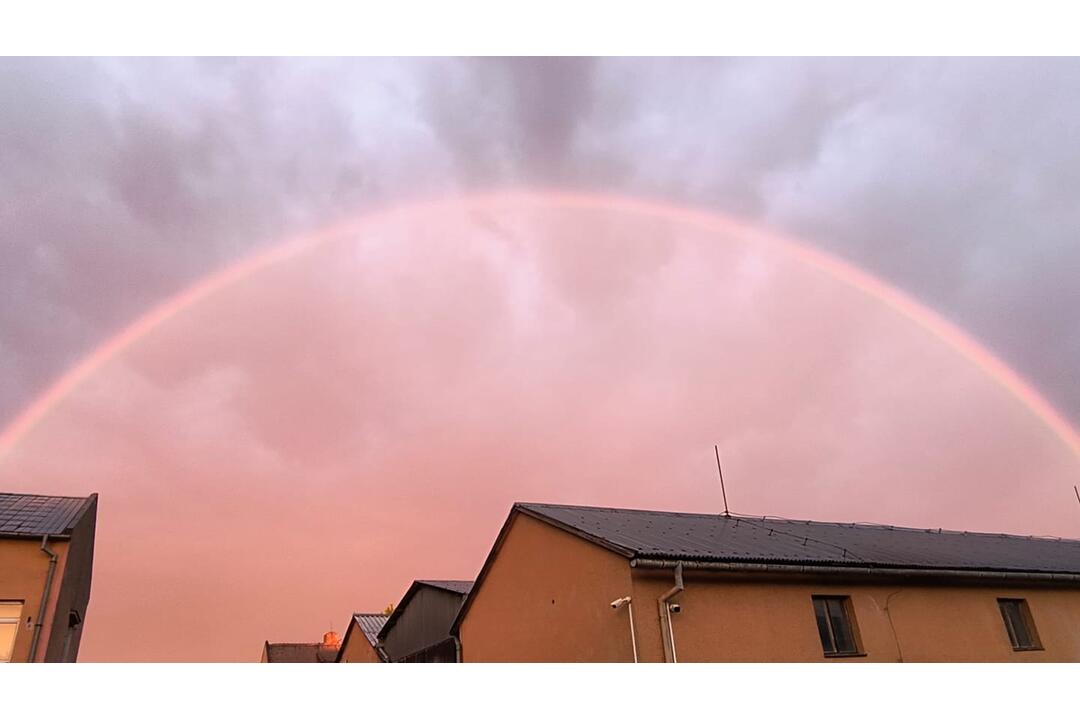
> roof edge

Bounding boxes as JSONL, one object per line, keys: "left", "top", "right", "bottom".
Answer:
{"left": 514, "top": 503, "right": 637, "bottom": 559}
{"left": 630, "top": 558, "right": 1080, "bottom": 586}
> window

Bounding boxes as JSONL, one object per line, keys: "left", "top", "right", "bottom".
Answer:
{"left": 812, "top": 595, "right": 861, "bottom": 657}
{"left": 1, "top": 602, "right": 23, "bottom": 663}
{"left": 998, "top": 599, "right": 1042, "bottom": 651}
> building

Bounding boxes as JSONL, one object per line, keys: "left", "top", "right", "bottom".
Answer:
{"left": 336, "top": 613, "right": 389, "bottom": 662}
{"left": 378, "top": 580, "right": 473, "bottom": 662}
{"left": 261, "top": 631, "right": 340, "bottom": 662}
{"left": 452, "top": 502, "right": 1080, "bottom": 662}
{"left": 0, "top": 491, "right": 98, "bottom": 663}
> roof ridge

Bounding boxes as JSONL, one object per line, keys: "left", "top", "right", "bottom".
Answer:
{"left": 517, "top": 502, "right": 1080, "bottom": 544}
{"left": 0, "top": 490, "right": 94, "bottom": 501}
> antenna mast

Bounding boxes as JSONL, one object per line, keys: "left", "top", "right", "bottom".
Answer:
{"left": 715, "top": 445, "right": 730, "bottom": 517}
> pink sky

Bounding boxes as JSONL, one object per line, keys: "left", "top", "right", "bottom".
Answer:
{"left": 1, "top": 196, "right": 1077, "bottom": 661}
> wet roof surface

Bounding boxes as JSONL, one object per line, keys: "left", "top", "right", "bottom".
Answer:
{"left": 352, "top": 613, "right": 389, "bottom": 646}
{"left": 0, "top": 492, "right": 95, "bottom": 537}
{"left": 517, "top": 503, "right": 1080, "bottom": 574}
{"left": 416, "top": 580, "right": 474, "bottom": 595}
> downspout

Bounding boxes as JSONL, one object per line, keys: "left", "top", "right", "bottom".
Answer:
{"left": 657, "top": 562, "right": 684, "bottom": 663}
{"left": 28, "top": 534, "right": 58, "bottom": 663}
{"left": 453, "top": 635, "right": 462, "bottom": 663}
{"left": 883, "top": 590, "right": 905, "bottom": 663}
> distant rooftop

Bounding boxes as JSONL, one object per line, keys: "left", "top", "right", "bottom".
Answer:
{"left": 416, "top": 579, "right": 474, "bottom": 595}
{"left": 263, "top": 642, "right": 337, "bottom": 663}
{"left": 351, "top": 613, "right": 389, "bottom": 647}
{"left": 0, "top": 492, "right": 97, "bottom": 538}
{"left": 516, "top": 502, "right": 1080, "bottom": 576}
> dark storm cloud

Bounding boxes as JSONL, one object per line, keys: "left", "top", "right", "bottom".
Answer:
{"left": 1, "top": 57, "right": 1078, "bottom": 427}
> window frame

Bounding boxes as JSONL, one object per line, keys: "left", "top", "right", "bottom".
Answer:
{"left": 0, "top": 601, "right": 24, "bottom": 663}
{"left": 811, "top": 594, "right": 864, "bottom": 658}
{"left": 997, "top": 598, "right": 1043, "bottom": 652}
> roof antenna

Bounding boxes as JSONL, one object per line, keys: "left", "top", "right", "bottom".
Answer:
{"left": 1074, "top": 485, "right": 1080, "bottom": 508}
{"left": 715, "top": 445, "right": 730, "bottom": 517}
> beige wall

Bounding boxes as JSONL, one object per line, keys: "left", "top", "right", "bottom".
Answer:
{"left": 0, "top": 538, "right": 72, "bottom": 663}
{"left": 632, "top": 570, "right": 1080, "bottom": 662}
{"left": 459, "top": 514, "right": 1080, "bottom": 662}
{"left": 338, "top": 624, "right": 383, "bottom": 663}
{"left": 459, "top": 514, "right": 636, "bottom": 662}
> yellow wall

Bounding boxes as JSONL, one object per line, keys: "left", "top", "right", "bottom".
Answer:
{"left": 459, "top": 514, "right": 1080, "bottom": 662}
{"left": 632, "top": 570, "right": 1080, "bottom": 662}
{"left": 459, "top": 514, "right": 636, "bottom": 662}
{"left": 0, "top": 538, "right": 71, "bottom": 663}
{"left": 338, "top": 624, "right": 383, "bottom": 663}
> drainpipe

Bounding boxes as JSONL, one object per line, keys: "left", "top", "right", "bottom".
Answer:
{"left": 453, "top": 635, "right": 462, "bottom": 663}
{"left": 28, "top": 534, "right": 58, "bottom": 663}
{"left": 610, "top": 597, "right": 639, "bottom": 662}
{"left": 657, "top": 562, "right": 684, "bottom": 663}
{"left": 883, "top": 590, "right": 905, "bottom": 663}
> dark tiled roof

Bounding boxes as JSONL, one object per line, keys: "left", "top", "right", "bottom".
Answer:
{"left": 517, "top": 503, "right": 1080, "bottom": 575}
{"left": 416, "top": 580, "right": 474, "bottom": 595}
{"left": 352, "top": 613, "right": 389, "bottom": 646}
{"left": 264, "top": 642, "right": 337, "bottom": 663}
{"left": 0, "top": 492, "right": 97, "bottom": 538}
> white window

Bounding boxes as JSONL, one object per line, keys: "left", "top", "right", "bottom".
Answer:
{"left": 1, "top": 602, "right": 24, "bottom": 662}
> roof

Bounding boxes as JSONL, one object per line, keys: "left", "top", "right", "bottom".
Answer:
{"left": 333, "top": 613, "right": 390, "bottom": 663}
{"left": 516, "top": 502, "right": 1080, "bottom": 575}
{"left": 378, "top": 579, "right": 474, "bottom": 643}
{"left": 0, "top": 492, "right": 98, "bottom": 538}
{"left": 263, "top": 642, "right": 337, "bottom": 663}
{"left": 416, "top": 579, "right": 474, "bottom": 595}
{"left": 353, "top": 613, "right": 388, "bottom": 646}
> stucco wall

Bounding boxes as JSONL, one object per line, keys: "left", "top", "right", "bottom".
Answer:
{"left": 630, "top": 569, "right": 1080, "bottom": 662}
{"left": 338, "top": 624, "right": 383, "bottom": 663}
{"left": 458, "top": 514, "right": 636, "bottom": 662}
{"left": 0, "top": 537, "right": 72, "bottom": 663}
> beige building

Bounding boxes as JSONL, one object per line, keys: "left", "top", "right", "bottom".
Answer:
{"left": 453, "top": 502, "right": 1080, "bottom": 662}
{"left": 336, "top": 613, "right": 389, "bottom": 662}
{"left": 0, "top": 491, "right": 98, "bottom": 663}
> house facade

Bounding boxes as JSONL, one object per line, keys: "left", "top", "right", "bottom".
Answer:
{"left": 378, "top": 580, "right": 472, "bottom": 662}
{"left": 453, "top": 503, "right": 1080, "bottom": 662}
{"left": 0, "top": 492, "right": 98, "bottom": 663}
{"left": 336, "top": 613, "right": 388, "bottom": 662}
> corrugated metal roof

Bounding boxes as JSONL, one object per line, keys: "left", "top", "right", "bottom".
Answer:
{"left": 517, "top": 503, "right": 1080, "bottom": 575}
{"left": 263, "top": 642, "right": 337, "bottom": 663}
{"left": 0, "top": 492, "right": 96, "bottom": 538}
{"left": 352, "top": 613, "right": 389, "bottom": 646}
{"left": 416, "top": 580, "right": 474, "bottom": 595}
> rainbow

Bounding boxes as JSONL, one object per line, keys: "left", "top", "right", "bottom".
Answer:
{"left": 1, "top": 190, "right": 1078, "bottom": 462}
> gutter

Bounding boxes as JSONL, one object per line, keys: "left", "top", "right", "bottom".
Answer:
{"left": 28, "top": 534, "right": 59, "bottom": 663}
{"left": 629, "top": 558, "right": 1080, "bottom": 586}
{"left": 656, "top": 563, "right": 684, "bottom": 663}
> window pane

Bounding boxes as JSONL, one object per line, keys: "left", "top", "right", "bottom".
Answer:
{"left": 812, "top": 598, "right": 835, "bottom": 654}
{"left": 0, "top": 622, "right": 17, "bottom": 662}
{"left": 826, "top": 598, "right": 857, "bottom": 654}
{"left": 1001, "top": 600, "right": 1037, "bottom": 649}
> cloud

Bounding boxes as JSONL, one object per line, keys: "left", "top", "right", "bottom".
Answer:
{"left": 2, "top": 200, "right": 1075, "bottom": 659}
{"left": 1, "top": 58, "right": 1079, "bottom": 659}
